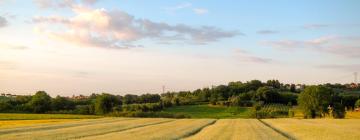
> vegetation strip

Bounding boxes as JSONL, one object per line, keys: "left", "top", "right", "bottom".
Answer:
{"left": 0, "top": 118, "right": 132, "bottom": 135}
{"left": 257, "top": 119, "right": 295, "bottom": 140}
{"left": 178, "top": 119, "right": 218, "bottom": 139}
{"left": 71, "top": 119, "right": 176, "bottom": 139}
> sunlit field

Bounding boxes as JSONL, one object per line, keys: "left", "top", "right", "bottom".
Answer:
{"left": 263, "top": 119, "right": 360, "bottom": 140}
{"left": 161, "top": 105, "right": 251, "bottom": 118}
{"left": 0, "top": 115, "right": 359, "bottom": 140}
{"left": 185, "top": 119, "right": 287, "bottom": 140}
{"left": 80, "top": 119, "right": 215, "bottom": 140}
{"left": 0, "top": 113, "right": 101, "bottom": 120}
{"left": 345, "top": 111, "right": 360, "bottom": 119}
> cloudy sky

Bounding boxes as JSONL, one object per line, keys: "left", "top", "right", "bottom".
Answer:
{"left": 0, "top": 0, "right": 359, "bottom": 96}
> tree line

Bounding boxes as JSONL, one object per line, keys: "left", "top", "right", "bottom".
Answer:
{"left": 1, "top": 79, "right": 359, "bottom": 119}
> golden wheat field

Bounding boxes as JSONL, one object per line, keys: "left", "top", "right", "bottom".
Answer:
{"left": 185, "top": 119, "right": 287, "bottom": 140}
{"left": 0, "top": 117, "right": 360, "bottom": 140}
{"left": 263, "top": 119, "right": 360, "bottom": 140}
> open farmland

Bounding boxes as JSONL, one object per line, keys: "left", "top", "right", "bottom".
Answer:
{"left": 0, "top": 117, "right": 360, "bottom": 140}
{"left": 185, "top": 119, "right": 287, "bottom": 140}
{"left": 161, "top": 105, "right": 251, "bottom": 118}
{"left": 263, "top": 119, "right": 360, "bottom": 140}
{"left": 0, "top": 113, "right": 101, "bottom": 120}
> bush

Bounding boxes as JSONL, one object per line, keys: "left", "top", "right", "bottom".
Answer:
{"left": 332, "top": 103, "right": 346, "bottom": 119}
{"left": 121, "top": 103, "right": 163, "bottom": 112}
{"left": 0, "top": 101, "right": 12, "bottom": 112}
{"left": 249, "top": 103, "right": 290, "bottom": 119}
{"left": 355, "top": 99, "right": 360, "bottom": 108}
{"left": 288, "top": 109, "right": 295, "bottom": 118}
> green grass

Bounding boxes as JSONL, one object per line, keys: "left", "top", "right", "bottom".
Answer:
{"left": 161, "top": 105, "right": 251, "bottom": 119}
{"left": 0, "top": 113, "right": 101, "bottom": 120}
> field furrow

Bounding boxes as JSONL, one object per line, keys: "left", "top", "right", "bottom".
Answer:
{"left": 79, "top": 119, "right": 216, "bottom": 140}
{"left": 0, "top": 118, "right": 132, "bottom": 135}
{"left": 185, "top": 119, "right": 288, "bottom": 140}
{"left": 263, "top": 119, "right": 360, "bottom": 140}
{"left": 0, "top": 118, "right": 174, "bottom": 140}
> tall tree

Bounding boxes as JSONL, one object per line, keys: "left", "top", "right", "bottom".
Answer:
{"left": 297, "top": 86, "right": 333, "bottom": 118}
{"left": 28, "top": 91, "right": 52, "bottom": 113}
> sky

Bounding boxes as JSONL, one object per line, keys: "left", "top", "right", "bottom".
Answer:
{"left": 0, "top": 0, "right": 360, "bottom": 96}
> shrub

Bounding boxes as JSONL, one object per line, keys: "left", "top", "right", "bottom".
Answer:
{"left": 332, "top": 103, "right": 346, "bottom": 119}
{"left": 288, "top": 109, "right": 295, "bottom": 118}
{"left": 249, "top": 103, "right": 290, "bottom": 119}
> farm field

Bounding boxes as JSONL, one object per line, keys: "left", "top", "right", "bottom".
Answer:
{"left": 263, "top": 119, "right": 360, "bottom": 140}
{"left": 0, "top": 115, "right": 360, "bottom": 140}
{"left": 161, "top": 105, "right": 251, "bottom": 118}
{"left": 0, "top": 113, "right": 101, "bottom": 120}
{"left": 185, "top": 119, "right": 287, "bottom": 140}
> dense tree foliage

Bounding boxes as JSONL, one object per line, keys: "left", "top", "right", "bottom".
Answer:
{"left": 0, "top": 80, "right": 358, "bottom": 119}
{"left": 28, "top": 91, "right": 52, "bottom": 113}
{"left": 94, "top": 93, "right": 120, "bottom": 114}
{"left": 298, "top": 86, "right": 346, "bottom": 118}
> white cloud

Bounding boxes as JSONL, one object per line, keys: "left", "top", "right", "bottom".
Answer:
{"left": 317, "top": 64, "right": 360, "bottom": 72}
{"left": 33, "top": 0, "right": 100, "bottom": 9}
{"left": 193, "top": 8, "right": 208, "bottom": 15}
{"left": 166, "top": 2, "right": 192, "bottom": 11}
{"left": 262, "top": 35, "right": 360, "bottom": 58}
{"left": 32, "top": 7, "right": 239, "bottom": 48}
{"left": 233, "top": 49, "right": 272, "bottom": 63}
{"left": 256, "top": 30, "right": 278, "bottom": 35}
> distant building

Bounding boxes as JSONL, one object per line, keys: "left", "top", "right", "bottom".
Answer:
{"left": 350, "top": 83, "right": 359, "bottom": 89}
{"left": 296, "top": 84, "right": 305, "bottom": 90}
{"left": 71, "top": 94, "right": 89, "bottom": 100}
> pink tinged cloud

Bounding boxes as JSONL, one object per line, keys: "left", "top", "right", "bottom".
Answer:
{"left": 32, "top": 7, "right": 239, "bottom": 48}
{"left": 233, "top": 49, "right": 272, "bottom": 63}
{"left": 262, "top": 35, "right": 360, "bottom": 58}
{"left": 33, "top": 0, "right": 101, "bottom": 9}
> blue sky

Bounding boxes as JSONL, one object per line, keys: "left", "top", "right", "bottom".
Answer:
{"left": 0, "top": 0, "right": 359, "bottom": 96}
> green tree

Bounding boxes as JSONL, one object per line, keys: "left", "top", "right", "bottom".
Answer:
{"left": 266, "top": 80, "right": 281, "bottom": 89}
{"left": 95, "top": 93, "right": 120, "bottom": 114}
{"left": 332, "top": 103, "right": 346, "bottom": 118}
{"left": 290, "top": 84, "right": 296, "bottom": 92}
{"left": 355, "top": 99, "right": 360, "bottom": 108}
{"left": 51, "top": 95, "right": 75, "bottom": 111}
{"left": 254, "top": 87, "right": 280, "bottom": 103}
{"left": 28, "top": 91, "right": 52, "bottom": 113}
{"left": 297, "top": 86, "right": 333, "bottom": 118}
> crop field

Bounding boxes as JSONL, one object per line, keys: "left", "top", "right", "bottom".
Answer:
{"left": 185, "top": 119, "right": 287, "bottom": 140}
{"left": 161, "top": 105, "right": 251, "bottom": 118}
{"left": 0, "top": 113, "right": 101, "bottom": 120}
{"left": 0, "top": 116, "right": 360, "bottom": 140}
{"left": 263, "top": 119, "right": 360, "bottom": 140}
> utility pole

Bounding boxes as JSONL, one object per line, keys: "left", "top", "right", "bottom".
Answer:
{"left": 355, "top": 72, "right": 358, "bottom": 84}
{"left": 162, "top": 85, "right": 165, "bottom": 94}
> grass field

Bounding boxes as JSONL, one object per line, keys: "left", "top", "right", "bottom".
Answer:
{"left": 0, "top": 113, "right": 101, "bottom": 120}
{"left": 161, "top": 105, "right": 251, "bottom": 118}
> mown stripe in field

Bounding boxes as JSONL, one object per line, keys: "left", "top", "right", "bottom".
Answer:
{"left": 78, "top": 119, "right": 216, "bottom": 140}
{"left": 0, "top": 118, "right": 175, "bottom": 140}
{"left": 179, "top": 119, "right": 218, "bottom": 139}
{"left": 0, "top": 118, "right": 133, "bottom": 135}
{"left": 71, "top": 119, "right": 176, "bottom": 139}
{"left": 258, "top": 119, "right": 295, "bottom": 140}
{"left": 184, "top": 119, "right": 288, "bottom": 140}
